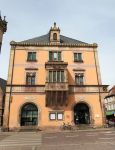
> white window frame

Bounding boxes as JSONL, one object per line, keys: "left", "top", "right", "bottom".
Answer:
{"left": 49, "top": 112, "right": 64, "bottom": 121}
{"left": 49, "top": 113, "right": 56, "bottom": 120}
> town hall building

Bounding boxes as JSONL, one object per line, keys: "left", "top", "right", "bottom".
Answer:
{"left": 3, "top": 23, "right": 108, "bottom": 130}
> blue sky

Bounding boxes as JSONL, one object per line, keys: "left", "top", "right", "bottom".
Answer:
{"left": 0, "top": 0, "right": 115, "bottom": 87}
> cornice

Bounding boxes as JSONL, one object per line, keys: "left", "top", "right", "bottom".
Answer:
{"left": 10, "top": 41, "right": 98, "bottom": 48}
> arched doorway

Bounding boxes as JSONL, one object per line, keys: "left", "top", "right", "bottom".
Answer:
{"left": 20, "top": 103, "right": 38, "bottom": 126}
{"left": 74, "top": 103, "right": 90, "bottom": 125}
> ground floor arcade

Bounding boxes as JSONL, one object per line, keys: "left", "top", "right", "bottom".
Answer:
{"left": 3, "top": 93, "right": 104, "bottom": 130}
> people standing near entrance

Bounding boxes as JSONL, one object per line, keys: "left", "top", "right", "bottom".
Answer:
{"left": 76, "top": 117, "right": 79, "bottom": 125}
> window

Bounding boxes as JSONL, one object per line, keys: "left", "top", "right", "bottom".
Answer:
{"left": 21, "top": 103, "right": 38, "bottom": 126}
{"left": 53, "top": 33, "right": 57, "bottom": 40}
{"left": 27, "top": 52, "right": 36, "bottom": 61}
{"left": 48, "top": 70, "right": 65, "bottom": 82}
{"left": 75, "top": 73, "right": 84, "bottom": 85}
{"left": 49, "top": 51, "right": 61, "bottom": 61}
{"left": 114, "top": 104, "right": 115, "bottom": 109}
{"left": 74, "top": 53, "right": 83, "bottom": 62}
{"left": 26, "top": 72, "right": 36, "bottom": 85}
{"left": 49, "top": 112, "right": 63, "bottom": 121}
{"left": 111, "top": 104, "right": 114, "bottom": 110}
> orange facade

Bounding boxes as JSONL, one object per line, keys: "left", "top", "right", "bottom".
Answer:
{"left": 3, "top": 23, "right": 108, "bottom": 130}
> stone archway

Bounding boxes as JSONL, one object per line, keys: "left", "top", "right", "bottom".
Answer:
{"left": 20, "top": 103, "right": 38, "bottom": 126}
{"left": 74, "top": 103, "right": 90, "bottom": 125}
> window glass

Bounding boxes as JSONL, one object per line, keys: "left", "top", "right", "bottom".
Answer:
{"left": 61, "top": 71, "right": 64, "bottom": 82}
{"left": 49, "top": 51, "right": 61, "bottom": 61}
{"left": 27, "top": 52, "right": 36, "bottom": 61}
{"left": 31, "top": 76, "right": 35, "bottom": 85}
{"left": 33, "top": 52, "right": 36, "bottom": 60}
{"left": 75, "top": 73, "right": 84, "bottom": 85}
{"left": 49, "top": 71, "right": 52, "bottom": 82}
{"left": 114, "top": 104, "right": 115, "bottom": 109}
{"left": 53, "top": 71, "right": 56, "bottom": 82}
{"left": 54, "top": 52, "right": 57, "bottom": 60}
{"left": 74, "top": 53, "right": 82, "bottom": 62}
{"left": 26, "top": 73, "right": 36, "bottom": 85}
{"left": 58, "top": 52, "right": 61, "bottom": 61}
{"left": 57, "top": 71, "right": 60, "bottom": 82}
{"left": 48, "top": 70, "right": 65, "bottom": 82}
{"left": 21, "top": 103, "right": 38, "bottom": 126}
{"left": 49, "top": 52, "right": 52, "bottom": 61}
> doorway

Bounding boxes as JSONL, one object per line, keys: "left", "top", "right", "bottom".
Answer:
{"left": 74, "top": 103, "right": 90, "bottom": 125}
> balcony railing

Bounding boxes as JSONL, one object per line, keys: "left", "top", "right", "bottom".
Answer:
{"left": 45, "top": 61, "right": 68, "bottom": 69}
{"left": 45, "top": 82, "right": 68, "bottom": 91}
{"left": 6, "top": 85, "right": 108, "bottom": 93}
{"left": 69, "top": 85, "right": 108, "bottom": 93}
{"left": 6, "top": 85, "right": 45, "bottom": 93}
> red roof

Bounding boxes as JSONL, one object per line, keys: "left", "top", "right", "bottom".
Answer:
{"left": 109, "top": 86, "right": 115, "bottom": 95}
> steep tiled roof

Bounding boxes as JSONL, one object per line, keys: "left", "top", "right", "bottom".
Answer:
{"left": 105, "top": 86, "right": 115, "bottom": 98}
{"left": 109, "top": 86, "right": 115, "bottom": 95}
{"left": 0, "top": 78, "right": 6, "bottom": 93}
{"left": 19, "top": 34, "right": 88, "bottom": 45}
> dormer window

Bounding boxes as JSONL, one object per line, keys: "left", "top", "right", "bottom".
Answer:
{"left": 53, "top": 33, "right": 57, "bottom": 40}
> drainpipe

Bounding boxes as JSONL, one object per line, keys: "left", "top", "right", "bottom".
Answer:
{"left": 93, "top": 45, "right": 105, "bottom": 126}
{"left": 7, "top": 44, "right": 16, "bottom": 131}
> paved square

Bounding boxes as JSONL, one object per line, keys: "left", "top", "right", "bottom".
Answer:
{"left": 0, "top": 129, "right": 115, "bottom": 150}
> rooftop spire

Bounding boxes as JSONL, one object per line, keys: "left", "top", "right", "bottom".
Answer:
{"left": 54, "top": 22, "right": 56, "bottom": 27}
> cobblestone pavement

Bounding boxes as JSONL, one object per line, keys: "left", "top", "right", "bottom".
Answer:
{"left": 0, "top": 129, "right": 115, "bottom": 150}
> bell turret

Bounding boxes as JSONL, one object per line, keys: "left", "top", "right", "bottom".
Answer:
{"left": 49, "top": 22, "right": 60, "bottom": 44}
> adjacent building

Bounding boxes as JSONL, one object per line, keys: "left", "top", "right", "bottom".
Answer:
{"left": 0, "top": 78, "right": 6, "bottom": 126}
{"left": 3, "top": 23, "right": 108, "bottom": 130}
{"left": 0, "top": 14, "right": 7, "bottom": 127}
{"left": 104, "top": 86, "right": 115, "bottom": 118}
